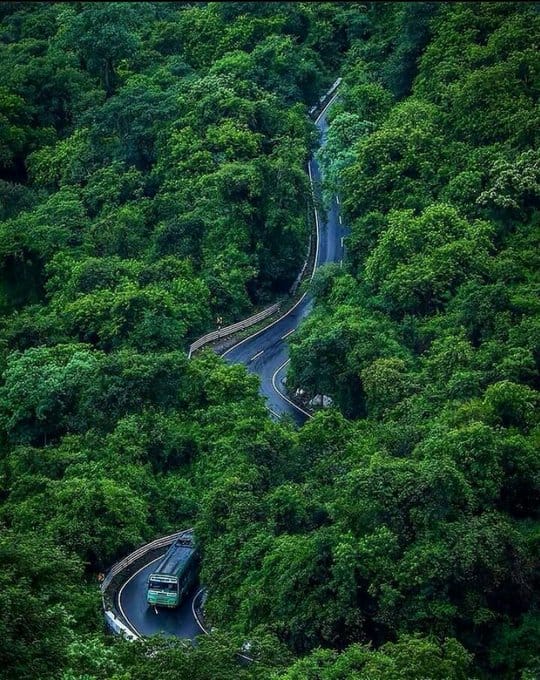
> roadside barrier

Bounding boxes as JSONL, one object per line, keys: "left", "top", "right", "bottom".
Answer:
{"left": 188, "top": 303, "right": 280, "bottom": 357}
{"left": 101, "top": 529, "right": 192, "bottom": 640}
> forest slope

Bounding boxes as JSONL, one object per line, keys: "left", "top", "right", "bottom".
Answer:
{"left": 0, "top": 3, "right": 538, "bottom": 680}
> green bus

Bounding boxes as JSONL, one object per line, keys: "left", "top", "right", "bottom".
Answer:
{"left": 146, "top": 533, "right": 199, "bottom": 608}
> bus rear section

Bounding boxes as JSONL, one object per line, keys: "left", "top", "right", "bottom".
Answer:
{"left": 146, "top": 533, "right": 198, "bottom": 608}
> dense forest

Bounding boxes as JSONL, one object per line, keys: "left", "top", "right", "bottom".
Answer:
{"left": 0, "top": 2, "right": 538, "bottom": 679}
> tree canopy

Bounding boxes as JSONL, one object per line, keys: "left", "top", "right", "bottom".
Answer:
{"left": 0, "top": 3, "right": 538, "bottom": 679}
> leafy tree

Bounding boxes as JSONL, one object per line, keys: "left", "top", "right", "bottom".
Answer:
{"left": 0, "top": 3, "right": 538, "bottom": 679}
{"left": 0, "top": 531, "right": 82, "bottom": 680}
{"left": 0, "top": 344, "right": 101, "bottom": 444}
{"left": 58, "top": 3, "right": 148, "bottom": 95}
{"left": 278, "top": 634, "right": 472, "bottom": 680}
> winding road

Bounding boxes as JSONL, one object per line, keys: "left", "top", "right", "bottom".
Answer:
{"left": 116, "top": 89, "right": 347, "bottom": 640}
{"left": 116, "top": 554, "right": 204, "bottom": 639}
{"left": 222, "top": 92, "right": 348, "bottom": 424}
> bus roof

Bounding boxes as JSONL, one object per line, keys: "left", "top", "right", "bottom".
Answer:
{"left": 151, "top": 536, "right": 195, "bottom": 578}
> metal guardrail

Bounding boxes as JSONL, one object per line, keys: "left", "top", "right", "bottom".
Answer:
{"left": 188, "top": 303, "right": 280, "bottom": 357}
{"left": 101, "top": 529, "right": 192, "bottom": 639}
{"left": 101, "top": 529, "right": 190, "bottom": 592}
{"left": 309, "top": 77, "right": 341, "bottom": 116}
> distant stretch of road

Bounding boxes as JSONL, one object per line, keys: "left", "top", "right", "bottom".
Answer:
{"left": 116, "top": 91, "right": 345, "bottom": 641}
{"left": 222, "top": 94, "right": 348, "bottom": 424}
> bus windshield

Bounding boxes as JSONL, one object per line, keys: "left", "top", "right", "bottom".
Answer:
{"left": 148, "top": 579, "right": 177, "bottom": 592}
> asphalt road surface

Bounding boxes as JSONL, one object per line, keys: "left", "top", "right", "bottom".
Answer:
{"left": 222, "top": 94, "right": 348, "bottom": 424}
{"left": 116, "top": 92, "right": 345, "bottom": 640}
{"left": 117, "top": 554, "right": 204, "bottom": 639}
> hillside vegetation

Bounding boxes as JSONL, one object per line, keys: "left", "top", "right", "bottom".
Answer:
{"left": 0, "top": 3, "right": 538, "bottom": 679}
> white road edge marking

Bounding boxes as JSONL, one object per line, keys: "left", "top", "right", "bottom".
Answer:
{"left": 315, "top": 91, "right": 340, "bottom": 125}
{"left": 117, "top": 555, "right": 162, "bottom": 637}
{"left": 340, "top": 236, "right": 344, "bottom": 248}
{"left": 249, "top": 349, "right": 264, "bottom": 362}
{"left": 222, "top": 290, "right": 309, "bottom": 360}
{"left": 221, "top": 164, "right": 319, "bottom": 360}
{"left": 191, "top": 586, "right": 251, "bottom": 665}
{"left": 281, "top": 329, "right": 295, "bottom": 340}
{"left": 192, "top": 588, "right": 209, "bottom": 634}
{"left": 271, "top": 358, "right": 312, "bottom": 419}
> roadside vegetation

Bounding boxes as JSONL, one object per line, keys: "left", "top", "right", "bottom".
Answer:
{"left": 0, "top": 3, "right": 537, "bottom": 679}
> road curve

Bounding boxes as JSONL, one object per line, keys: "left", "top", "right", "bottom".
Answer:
{"left": 116, "top": 92, "right": 345, "bottom": 641}
{"left": 222, "top": 95, "right": 347, "bottom": 424}
{"left": 116, "top": 553, "right": 204, "bottom": 639}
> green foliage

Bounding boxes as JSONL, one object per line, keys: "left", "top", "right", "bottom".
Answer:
{"left": 0, "top": 1, "right": 344, "bottom": 326}
{"left": 58, "top": 3, "right": 148, "bottom": 96}
{"left": 0, "top": 531, "right": 83, "bottom": 680}
{"left": 364, "top": 204, "right": 494, "bottom": 316}
{"left": 195, "top": 3, "right": 538, "bottom": 678}
{"left": 277, "top": 634, "right": 472, "bottom": 680}
{"left": 0, "top": 2, "right": 538, "bottom": 680}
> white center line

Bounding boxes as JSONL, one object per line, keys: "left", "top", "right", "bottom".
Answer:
{"left": 336, "top": 195, "right": 340, "bottom": 205}
{"left": 281, "top": 329, "right": 295, "bottom": 340}
{"left": 249, "top": 349, "right": 264, "bottom": 362}
{"left": 338, "top": 214, "right": 342, "bottom": 225}
{"left": 340, "top": 236, "right": 344, "bottom": 248}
